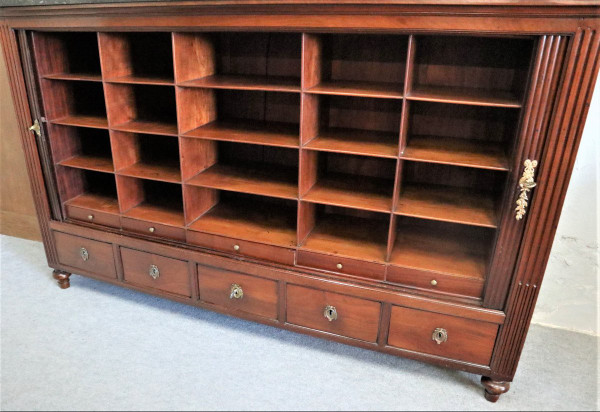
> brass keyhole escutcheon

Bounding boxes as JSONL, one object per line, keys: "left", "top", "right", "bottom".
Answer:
{"left": 79, "top": 247, "right": 89, "bottom": 261}
{"left": 230, "top": 284, "right": 243, "bottom": 299}
{"left": 324, "top": 305, "right": 337, "bottom": 322}
{"left": 148, "top": 265, "right": 160, "bottom": 280}
{"left": 432, "top": 328, "right": 448, "bottom": 345}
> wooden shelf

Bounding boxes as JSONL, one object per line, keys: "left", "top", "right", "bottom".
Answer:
{"left": 301, "top": 214, "right": 389, "bottom": 262}
{"left": 105, "top": 74, "right": 174, "bottom": 86}
{"left": 390, "top": 223, "right": 492, "bottom": 280}
{"left": 304, "top": 128, "right": 398, "bottom": 158}
{"left": 43, "top": 73, "right": 102, "bottom": 82}
{"left": 51, "top": 115, "right": 108, "bottom": 129}
{"left": 402, "top": 135, "right": 509, "bottom": 171}
{"left": 187, "top": 163, "right": 298, "bottom": 200}
{"left": 180, "top": 74, "right": 300, "bottom": 92}
{"left": 303, "top": 174, "right": 393, "bottom": 213}
{"left": 395, "top": 184, "right": 498, "bottom": 228}
{"left": 112, "top": 120, "right": 178, "bottom": 136}
{"left": 58, "top": 155, "right": 114, "bottom": 173}
{"left": 307, "top": 80, "right": 403, "bottom": 99}
{"left": 124, "top": 202, "right": 185, "bottom": 227}
{"left": 408, "top": 85, "right": 522, "bottom": 108}
{"left": 188, "top": 200, "right": 297, "bottom": 248}
{"left": 183, "top": 120, "right": 299, "bottom": 148}
{"left": 64, "top": 193, "right": 120, "bottom": 215}
{"left": 119, "top": 162, "right": 181, "bottom": 183}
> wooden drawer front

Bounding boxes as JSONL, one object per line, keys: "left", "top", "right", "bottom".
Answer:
{"left": 66, "top": 205, "right": 120, "bottom": 229}
{"left": 121, "top": 248, "right": 190, "bottom": 297}
{"left": 188, "top": 231, "right": 295, "bottom": 266}
{"left": 198, "top": 265, "right": 278, "bottom": 320}
{"left": 296, "top": 250, "right": 386, "bottom": 281}
{"left": 388, "top": 306, "right": 498, "bottom": 365}
{"left": 121, "top": 217, "right": 186, "bottom": 242}
{"left": 53, "top": 231, "right": 116, "bottom": 278}
{"left": 286, "top": 284, "right": 381, "bottom": 342}
{"left": 387, "top": 266, "right": 484, "bottom": 298}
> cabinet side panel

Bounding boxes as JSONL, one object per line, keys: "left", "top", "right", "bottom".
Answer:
{"left": 491, "top": 28, "right": 600, "bottom": 381}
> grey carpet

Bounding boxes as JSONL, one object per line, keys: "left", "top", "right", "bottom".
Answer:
{"left": 1, "top": 234, "right": 598, "bottom": 411}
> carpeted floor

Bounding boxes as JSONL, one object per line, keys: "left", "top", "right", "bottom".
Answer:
{"left": 1, "top": 234, "right": 598, "bottom": 411}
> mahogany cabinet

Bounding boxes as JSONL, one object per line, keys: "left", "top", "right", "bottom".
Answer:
{"left": 1, "top": 0, "right": 598, "bottom": 403}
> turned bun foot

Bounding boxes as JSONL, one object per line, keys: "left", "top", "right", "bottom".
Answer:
{"left": 481, "top": 376, "right": 510, "bottom": 402}
{"left": 52, "top": 270, "right": 71, "bottom": 289}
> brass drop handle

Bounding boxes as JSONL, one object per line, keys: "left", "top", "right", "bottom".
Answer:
{"left": 80, "top": 247, "right": 89, "bottom": 261}
{"left": 148, "top": 264, "right": 160, "bottom": 280}
{"left": 29, "top": 119, "right": 41, "bottom": 137}
{"left": 230, "top": 283, "right": 243, "bottom": 299}
{"left": 324, "top": 305, "right": 338, "bottom": 322}
{"left": 432, "top": 328, "right": 448, "bottom": 344}
{"left": 515, "top": 159, "right": 538, "bottom": 220}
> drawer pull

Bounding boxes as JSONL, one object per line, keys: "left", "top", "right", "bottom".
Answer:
{"left": 230, "top": 283, "right": 244, "bottom": 299}
{"left": 148, "top": 227, "right": 156, "bottom": 233}
{"left": 324, "top": 305, "right": 338, "bottom": 322}
{"left": 430, "top": 279, "right": 438, "bottom": 286}
{"left": 336, "top": 263, "right": 343, "bottom": 270}
{"left": 148, "top": 264, "right": 160, "bottom": 280}
{"left": 432, "top": 327, "right": 448, "bottom": 344}
{"left": 87, "top": 214, "right": 94, "bottom": 221}
{"left": 233, "top": 244, "right": 240, "bottom": 251}
{"left": 79, "top": 247, "right": 89, "bottom": 261}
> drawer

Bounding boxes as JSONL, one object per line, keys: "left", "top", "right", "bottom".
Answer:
{"left": 198, "top": 265, "right": 278, "bottom": 320}
{"left": 387, "top": 266, "right": 484, "bottom": 298}
{"left": 188, "top": 231, "right": 295, "bottom": 266}
{"left": 121, "top": 248, "right": 190, "bottom": 297}
{"left": 53, "top": 231, "right": 116, "bottom": 278}
{"left": 286, "top": 284, "right": 381, "bottom": 342}
{"left": 296, "top": 250, "right": 385, "bottom": 281}
{"left": 122, "top": 217, "right": 186, "bottom": 242}
{"left": 66, "top": 205, "right": 120, "bottom": 229}
{"left": 387, "top": 306, "right": 498, "bottom": 365}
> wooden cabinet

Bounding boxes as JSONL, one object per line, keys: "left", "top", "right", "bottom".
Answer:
{"left": 2, "top": 0, "right": 598, "bottom": 403}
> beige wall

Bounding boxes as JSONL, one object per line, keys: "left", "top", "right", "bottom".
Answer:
{"left": 0, "top": 45, "right": 41, "bottom": 241}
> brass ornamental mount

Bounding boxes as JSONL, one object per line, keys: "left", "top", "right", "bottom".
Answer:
{"left": 230, "top": 284, "right": 243, "bottom": 299}
{"left": 148, "top": 264, "right": 160, "bottom": 280}
{"left": 79, "top": 247, "right": 89, "bottom": 261}
{"left": 432, "top": 328, "right": 448, "bottom": 344}
{"left": 29, "top": 119, "right": 41, "bottom": 137}
{"left": 324, "top": 305, "right": 338, "bottom": 322}
{"left": 515, "top": 159, "right": 538, "bottom": 220}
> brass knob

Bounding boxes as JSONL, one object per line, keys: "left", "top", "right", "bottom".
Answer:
{"left": 87, "top": 214, "right": 94, "bottom": 221}
{"left": 148, "top": 264, "right": 160, "bottom": 280}
{"left": 324, "top": 305, "right": 337, "bottom": 322}
{"left": 432, "top": 328, "right": 448, "bottom": 344}
{"left": 230, "top": 284, "right": 243, "bottom": 299}
{"left": 430, "top": 279, "right": 438, "bottom": 286}
{"left": 79, "top": 247, "right": 89, "bottom": 261}
{"left": 336, "top": 263, "right": 343, "bottom": 270}
{"left": 233, "top": 244, "right": 240, "bottom": 251}
{"left": 149, "top": 227, "right": 155, "bottom": 233}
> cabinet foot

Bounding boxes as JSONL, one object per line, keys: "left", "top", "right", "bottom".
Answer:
{"left": 52, "top": 270, "right": 71, "bottom": 289}
{"left": 481, "top": 376, "right": 510, "bottom": 402}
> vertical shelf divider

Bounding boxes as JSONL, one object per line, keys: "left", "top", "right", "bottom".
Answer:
{"left": 387, "top": 35, "right": 415, "bottom": 262}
